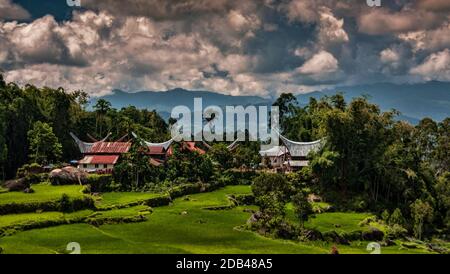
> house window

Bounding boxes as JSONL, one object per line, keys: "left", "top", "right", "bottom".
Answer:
{"left": 95, "top": 164, "right": 99, "bottom": 168}
{"left": 83, "top": 164, "right": 87, "bottom": 168}
{"left": 103, "top": 164, "right": 107, "bottom": 168}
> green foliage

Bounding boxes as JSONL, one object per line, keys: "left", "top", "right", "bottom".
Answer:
{"left": 0, "top": 78, "right": 169, "bottom": 179}
{"left": 209, "top": 143, "right": 233, "bottom": 170}
{"left": 385, "top": 224, "right": 408, "bottom": 240}
{"left": 251, "top": 173, "right": 293, "bottom": 232}
{"left": 381, "top": 210, "right": 390, "bottom": 222}
{"left": 0, "top": 184, "right": 93, "bottom": 214}
{"left": 86, "top": 174, "right": 114, "bottom": 192}
{"left": 252, "top": 173, "right": 292, "bottom": 202}
{"left": 27, "top": 121, "right": 62, "bottom": 164}
{"left": 58, "top": 194, "right": 73, "bottom": 212}
{"left": 389, "top": 208, "right": 406, "bottom": 227}
{"left": 410, "top": 199, "right": 434, "bottom": 239}
{"left": 291, "top": 191, "right": 313, "bottom": 227}
{"left": 435, "top": 172, "right": 450, "bottom": 230}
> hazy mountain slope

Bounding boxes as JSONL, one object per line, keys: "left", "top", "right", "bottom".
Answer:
{"left": 92, "top": 82, "right": 450, "bottom": 123}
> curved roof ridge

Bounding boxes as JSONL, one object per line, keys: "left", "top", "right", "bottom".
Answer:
{"left": 131, "top": 132, "right": 174, "bottom": 150}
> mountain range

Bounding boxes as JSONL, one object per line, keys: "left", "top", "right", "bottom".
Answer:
{"left": 91, "top": 81, "right": 450, "bottom": 124}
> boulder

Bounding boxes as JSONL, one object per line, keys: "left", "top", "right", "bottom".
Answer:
{"left": 3, "top": 178, "right": 30, "bottom": 192}
{"left": 49, "top": 166, "right": 88, "bottom": 185}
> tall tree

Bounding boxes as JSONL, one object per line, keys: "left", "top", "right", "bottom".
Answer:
{"left": 27, "top": 121, "right": 62, "bottom": 164}
{"left": 93, "top": 99, "right": 111, "bottom": 137}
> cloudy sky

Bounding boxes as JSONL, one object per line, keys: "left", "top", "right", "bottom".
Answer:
{"left": 0, "top": 0, "right": 449, "bottom": 97}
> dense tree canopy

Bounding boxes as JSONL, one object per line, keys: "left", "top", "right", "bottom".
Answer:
{"left": 0, "top": 75, "right": 169, "bottom": 178}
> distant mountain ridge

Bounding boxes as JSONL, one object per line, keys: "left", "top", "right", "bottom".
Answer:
{"left": 91, "top": 81, "right": 450, "bottom": 124}
{"left": 94, "top": 88, "right": 268, "bottom": 113}
{"left": 296, "top": 81, "right": 450, "bottom": 123}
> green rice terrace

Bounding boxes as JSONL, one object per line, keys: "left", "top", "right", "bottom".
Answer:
{"left": 0, "top": 183, "right": 443, "bottom": 254}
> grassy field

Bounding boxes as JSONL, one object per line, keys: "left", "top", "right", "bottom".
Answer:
{"left": 95, "top": 192, "right": 165, "bottom": 209}
{"left": 304, "top": 212, "right": 374, "bottom": 233}
{"left": 0, "top": 185, "right": 436, "bottom": 254}
{"left": 0, "top": 184, "right": 85, "bottom": 205}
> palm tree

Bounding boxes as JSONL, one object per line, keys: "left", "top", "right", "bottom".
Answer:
{"left": 93, "top": 99, "right": 111, "bottom": 137}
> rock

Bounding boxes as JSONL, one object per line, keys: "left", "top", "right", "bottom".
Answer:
{"left": 23, "top": 187, "right": 34, "bottom": 194}
{"left": 49, "top": 166, "right": 88, "bottom": 185}
{"left": 3, "top": 178, "right": 30, "bottom": 192}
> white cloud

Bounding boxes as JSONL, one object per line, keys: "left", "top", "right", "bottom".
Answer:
{"left": 399, "top": 22, "right": 450, "bottom": 52}
{"left": 358, "top": 8, "right": 442, "bottom": 35}
{"left": 410, "top": 49, "right": 450, "bottom": 81}
{"left": 318, "top": 8, "right": 349, "bottom": 45}
{"left": 380, "top": 48, "right": 400, "bottom": 64}
{"left": 297, "top": 50, "right": 339, "bottom": 75}
{"left": 285, "top": 0, "right": 318, "bottom": 23}
{"left": 0, "top": 0, "right": 30, "bottom": 20}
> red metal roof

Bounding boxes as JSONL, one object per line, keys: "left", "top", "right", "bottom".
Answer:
{"left": 88, "top": 142, "right": 131, "bottom": 154}
{"left": 147, "top": 146, "right": 166, "bottom": 155}
{"left": 78, "top": 155, "right": 120, "bottom": 165}
{"left": 183, "top": 142, "right": 206, "bottom": 154}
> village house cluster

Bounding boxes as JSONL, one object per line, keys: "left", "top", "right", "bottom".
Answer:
{"left": 70, "top": 132, "right": 322, "bottom": 173}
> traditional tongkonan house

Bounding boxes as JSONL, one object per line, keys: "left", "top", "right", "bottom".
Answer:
{"left": 259, "top": 133, "right": 323, "bottom": 172}
{"left": 133, "top": 132, "right": 208, "bottom": 165}
{"left": 279, "top": 134, "right": 323, "bottom": 171}
{"left": 259, "top": 145, "right": 289, "bottom": 170}
{"left": 70, "top": 132, "right": 131, "bottom": 173}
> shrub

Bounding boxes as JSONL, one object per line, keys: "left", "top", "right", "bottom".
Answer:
{"left": 291, "top": 191, "right": 313, "bottom": 227}
{"left": 322, "top": 231, "right": 350, "bottom": 245}
{"left": 252, "top": 173, "right": 292, "bottom": 202}
{"left": 168, "top": 183, "right": 202, "bottom": 198}
{"left": 389, "top": 208, "right": 406, "bottom": 226}
{"left": 385, "top": 224, "right": 408, "bottom": 240}
{"left": 381, "top": 209, "right": 390, "bottom": 222}
{"left": 87, "top": 174, "right": 113, "bottom": 192}
{"left": 361, "top": 228, "right": 384, "bottom": 241}
{"left": 59, "top": 194, "right": 73, "bottom": 212}
{"left": 233, "top": 194, "right": 255, "bottom": 205}
{"left": 16, "top": 163, "right": 44, "bottom": 179}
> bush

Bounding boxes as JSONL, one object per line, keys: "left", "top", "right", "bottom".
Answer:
{"left": 233, "top": 194, "right": 255, "bottom": 205}
{"left": 362, "top": 228, "right": 384, "bottom": 241}
{"left": 59, "top": 194, "right": 73, "bottom": 212}
{"left": 168, "top": 183, "right": 203, "bottom": 199}
{"left": 16, "top": 163, "right": 44, "bottom": 179}
{"left": 322, "top": 231, "right": 350, "bottom": 245}
{"left": 389, "top": 208, "right": 406, "bottom": 226}
{"left": 223, "top": 170, "right": 257, "bottom": 185}
{"left": 385, "top": 224, "right": 408, "bottom": 240}
{"left": 381, "top": 210, "right": 390, "bottom": 222}
{"left": 87, "top": 174, "right": 114, "bottom": 192}
{"left": 0, "top": 196, "right": 94, "bottom": 215}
